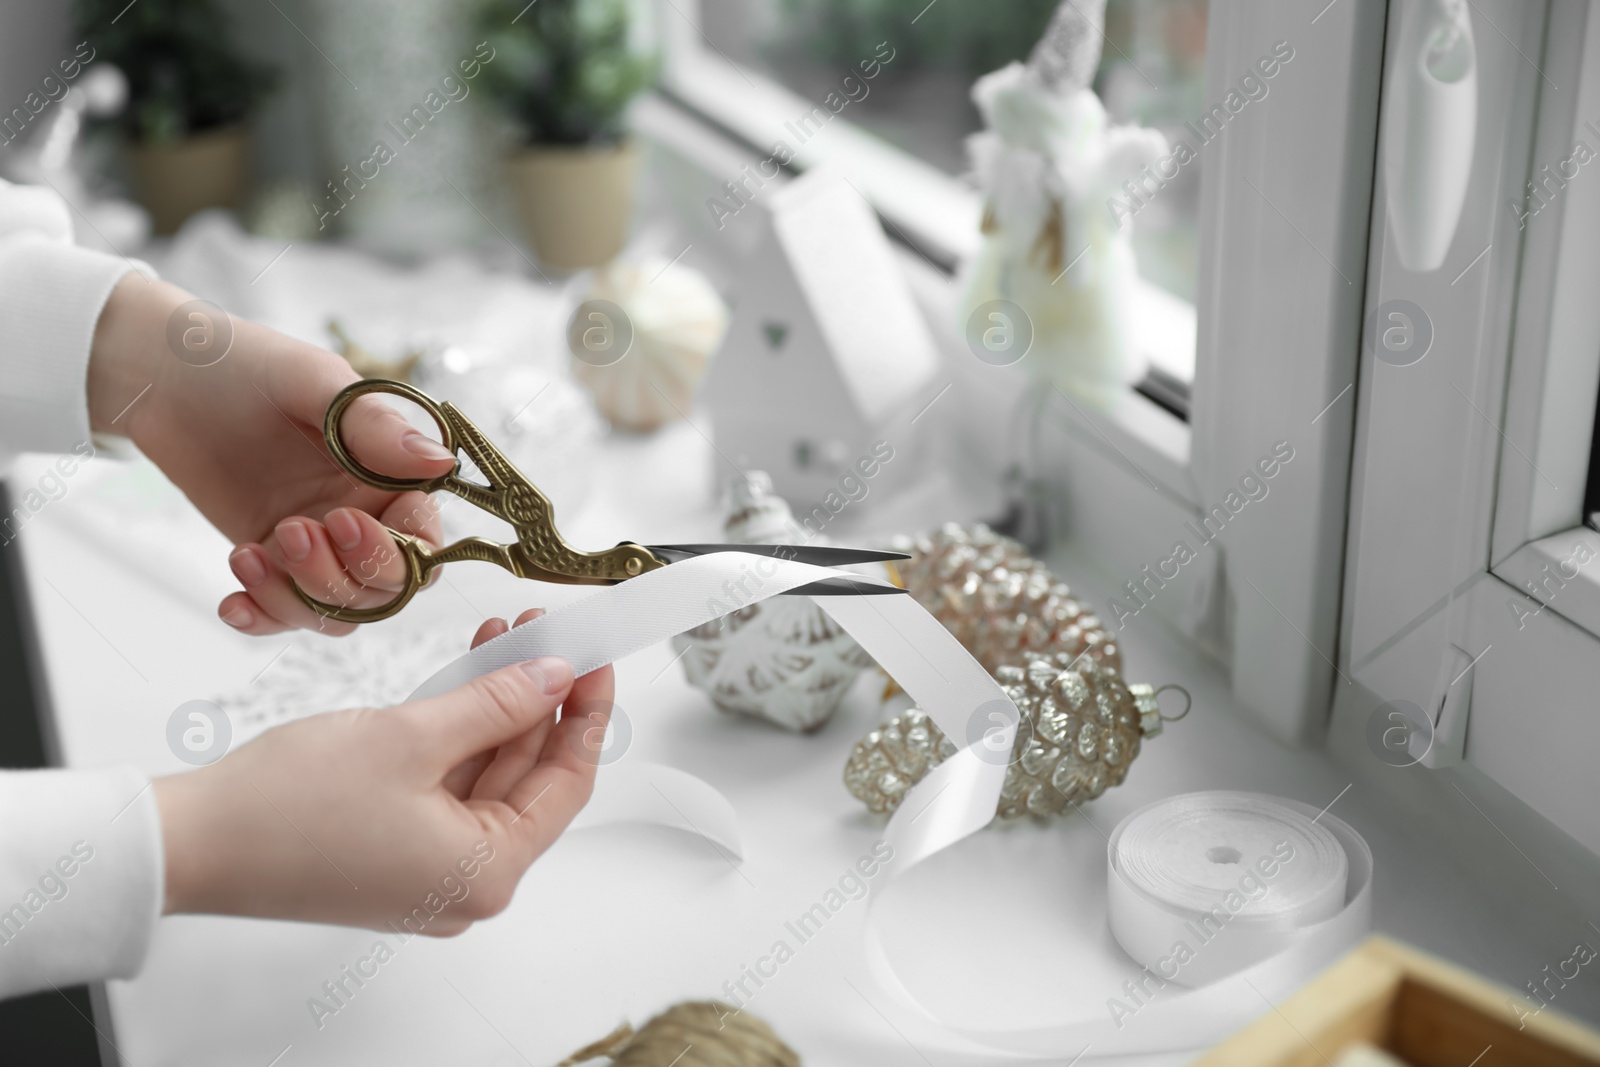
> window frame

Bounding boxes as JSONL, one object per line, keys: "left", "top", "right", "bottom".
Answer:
{"left": 1463, "top": 0, "right": 1600, "bottom": 856}
{"left": 642, "top": 0, "right": 1388, "bottom": 743}
{"left": 1335, "top": 0, "right": 1600, "bottom": 858}
{"left": 1489, "top": 0, "right": 1600, "bottom": 605}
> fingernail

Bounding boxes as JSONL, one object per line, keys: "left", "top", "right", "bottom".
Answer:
{"left": 277, "top": 520, "right": 311, "bottom": 563}
{"left": 520, "top": 657, "right": 572, "bottom": 695}
{"left": 326, "top": 508, "right": 362, "bottom": 551}
{"left": 220, "top": 603, "right": 254, "bottom": 629}
{"left": 229, "top": 547, "right": 267, "bottom": 587}
{"left": 402, "top": 433, "right": 454, "bottom": 462}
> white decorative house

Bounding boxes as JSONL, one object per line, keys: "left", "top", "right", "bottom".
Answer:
{"left": 702, "top": 167, "right": 939, "bottom": 509}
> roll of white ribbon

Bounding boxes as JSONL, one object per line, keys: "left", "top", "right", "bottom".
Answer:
{"left": 859, "top": 794, "right": 1371, "bottom": 1059}
{"left": 1109, "top": 792, "right": 1352, "bottom": 988}
{"left": 405, "top": 552, "right": 1371, "bottom": 1059}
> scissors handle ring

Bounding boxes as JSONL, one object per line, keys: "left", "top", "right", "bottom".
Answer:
{"left": 325, "top": 379, "right": 460, "bottom": 494}
{"left": 291, "top": 530, "right": 430, "bottom": 624}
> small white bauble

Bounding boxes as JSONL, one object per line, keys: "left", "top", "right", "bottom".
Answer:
{"left": 568, "top": 256, "right": 729, "bottom": 432}
{"left": 673, "top": 472, "right": 874, "bottom": 733}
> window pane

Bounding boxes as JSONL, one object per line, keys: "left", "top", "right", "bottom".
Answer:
{"left": 699, "top": 0, "right": 1209, "bottom": 303}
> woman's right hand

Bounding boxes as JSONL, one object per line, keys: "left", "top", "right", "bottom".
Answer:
{"left": 85, "top": 275, "right": 454, "bottom": 638}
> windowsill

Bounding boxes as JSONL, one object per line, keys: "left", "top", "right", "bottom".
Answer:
{"left": 1492, "top": 527, "right": 1600, "bottom": 639}
{"left": 14, "top": 420, "right": 1597, "bottom": 1054}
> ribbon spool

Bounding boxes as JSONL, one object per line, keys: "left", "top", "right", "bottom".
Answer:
{"left": 1109, "top": 792, "right": 1356, "bottom": 988}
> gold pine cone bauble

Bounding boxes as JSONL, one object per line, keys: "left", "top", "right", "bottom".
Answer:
{"left": 844, "top": 655, "right": 1164, "bottom": 819}
{"left": 891, "top": 523, "right": 1121, "bottom": 678}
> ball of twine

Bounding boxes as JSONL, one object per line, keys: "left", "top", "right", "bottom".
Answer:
{"left": 554, "top": 1002, "right": 800, "bottom": 1067}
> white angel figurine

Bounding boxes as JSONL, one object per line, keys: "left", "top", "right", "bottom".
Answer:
{"left": 961, "top": 0, "right": 1167, "bottom": 408}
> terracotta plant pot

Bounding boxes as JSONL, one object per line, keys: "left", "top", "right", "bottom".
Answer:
{"left": 128, "top": 125, "right": 251, "bottom": 235}
{"left": 505, "top": 141, "right": 637, "bottom": 271}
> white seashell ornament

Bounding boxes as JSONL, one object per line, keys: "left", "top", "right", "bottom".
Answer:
{"left": 672, "top": 472, "right": 874, "bottom": 733}
{"left": 568, "top": 256, "right": 729, "bottom": 432}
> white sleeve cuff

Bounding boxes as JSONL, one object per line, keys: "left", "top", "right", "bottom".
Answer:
{"left": 0, "top": 766, "right": 164, "bottom": 997}
{"left": 0, "top": 235, "right": 153, "bottom": 456}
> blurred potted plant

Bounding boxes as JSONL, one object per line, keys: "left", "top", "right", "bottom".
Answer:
{"left": 477, "top": 0, "right": 653, "bottom": 270}
{"left": 75, "top": 0, "right": 276, "bottom": 234}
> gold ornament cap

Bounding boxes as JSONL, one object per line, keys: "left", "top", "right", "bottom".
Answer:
{"left": 1130, "top": 682, "right": 1192, "bottom": 739}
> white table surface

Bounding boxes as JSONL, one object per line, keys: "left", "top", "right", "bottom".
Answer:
{"left": 14, "top": 415, "right": 1588, "bottom": 1067}
{"left": 8, "top": 224, "right": 1592, "bottom": 1067}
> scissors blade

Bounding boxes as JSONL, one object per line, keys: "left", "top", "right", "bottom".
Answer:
{"left": 789, "top": 575, "right": 908, "bottom": 596}
{"left": 646, "top": 544, "right": 911, "bottom": 567}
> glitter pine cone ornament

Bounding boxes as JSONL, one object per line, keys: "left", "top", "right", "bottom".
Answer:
{"left": 889, "top": 523, "right": 1121, "bottom": 678}
{"left": 844, "top": 654, "right": 1182, "bottom": 819}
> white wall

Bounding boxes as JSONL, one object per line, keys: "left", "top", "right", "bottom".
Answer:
{"left": 0, "top": 1, "right": 70, "bottom": 119}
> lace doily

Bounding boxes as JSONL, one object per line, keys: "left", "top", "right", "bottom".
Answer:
{"left": 214, "top": 620, "right": 468, "bottom": 733}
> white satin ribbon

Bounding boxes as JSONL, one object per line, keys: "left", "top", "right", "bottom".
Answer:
{"left": 566, "top": 760, "right": 745, "bottom": 860}
{"left": 860, "top": 796, "right": 1372, "bottom": 1058}
{"left": 405, "top": 552, "right": 1369, "bottom": 1058}
{"left": 1110, "top": 792, "right": 1350, "bottom": 986}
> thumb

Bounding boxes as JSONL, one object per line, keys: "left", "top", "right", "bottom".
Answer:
{"left": 264, "top": 348, "right": 456, "bottom": 479}
{"left": 402, "top": 658, "right": 575, "bottom": 770}
{"left": 338, "top": 392, "right": 457, "bottom": 477}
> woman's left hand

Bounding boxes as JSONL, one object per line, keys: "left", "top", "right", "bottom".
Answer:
{"left": 154, "top": 608, "right": 616, "bottom": 930}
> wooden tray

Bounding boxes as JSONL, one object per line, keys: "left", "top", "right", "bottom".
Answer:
{"left": 1194, "top": 936, "right": 1600, "bottom": 1066}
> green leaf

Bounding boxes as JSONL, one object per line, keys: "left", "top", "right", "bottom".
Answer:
{"left": 475, "top": 0, "right": 655, "bottom": 146}
{"left": 74, "top": 0, "right": 277, "bottom": 142}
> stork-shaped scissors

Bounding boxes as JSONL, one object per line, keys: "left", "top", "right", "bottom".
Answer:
{"left": 293, "top": 379, "right": 908, "bottom": 624}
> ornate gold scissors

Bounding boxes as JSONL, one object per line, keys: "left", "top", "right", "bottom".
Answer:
{"left": 292, "top": 379, "right": 908, "bottom": 623}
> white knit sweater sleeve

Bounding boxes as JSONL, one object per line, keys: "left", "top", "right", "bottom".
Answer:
{"left": 0, "top": 179, "right": 163, "bottom": 998}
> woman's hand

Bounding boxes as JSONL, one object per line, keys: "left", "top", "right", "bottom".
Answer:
{"left": 86, "top": 275, "right": 455, "bottom": 636}
{"left": 153, "top": 610, "right": 614, "bottom": 931}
